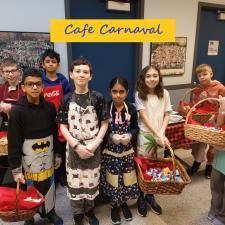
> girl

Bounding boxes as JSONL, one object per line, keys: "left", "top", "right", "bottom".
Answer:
{"left": 135, "top": 65, "right": 171, "bottom": 217}
{"left": 101, "top": 76, "right": 139, "bottom": 225}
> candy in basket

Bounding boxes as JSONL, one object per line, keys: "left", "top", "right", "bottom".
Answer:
{"left": 135, "top": 145, "right": 191, "bottom": 195}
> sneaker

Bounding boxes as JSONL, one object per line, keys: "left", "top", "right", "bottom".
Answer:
{"left": 137, "top": 196, "right": 147, "bottom": 217}
{"left": 207, "top": 212, "right": 216, "bottom": 221}
{"left": 210, "top": 217, "right": 224, "bottom": 225}
{"left": 73, "top": 214, "right": 84, "bottom": 225}
{"left": 46, "top": 209, "right": 63, "bottom": 225}
{"left": 187, "top": 161, "right": 201, "bottom": 175}
{"left": 145, "top": 194, "right": 162, "bottom": 215}
{"left": 111, "top": 205, "right": 121, "bottom": 224}
{"left": 121, "top": 202, "right": 132, "bottom": 221}
{"left": 24, "top": 217, "right": 34, "bottom": 225}
{"left": 205, "top": 165, "right": 212, "bottom": 179}
{"left": 85, "top": 210, "right": 99, "bottom": 225}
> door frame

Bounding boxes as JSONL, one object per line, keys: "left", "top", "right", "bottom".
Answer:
{"left": 192, "top": 2, "right": 225, "bottom": 82}
{"left": 64, "top": 0, "right": 144, "bottom": 77}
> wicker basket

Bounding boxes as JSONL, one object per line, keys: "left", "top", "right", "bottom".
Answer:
{"left": 0, "top": 181, "right": 40, "bottom": 222}
{"left": 136, "top": 145, "right": 191, "bottom": 195}
{"left": 178, "top": 88, "right": 212, "bottom": 124}
{"left": 0, "top": 137, "right": 8, "bottom": 156}
{"left": 184, "top": 98, "right": 225, "bottom": 148}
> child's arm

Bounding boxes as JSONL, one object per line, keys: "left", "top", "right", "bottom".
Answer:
{"left": 86, "top": 120, "right": 108, "bottom": 153}
{"left": 7, "top": 110, "right": 25, "bottom": 183}
{"left": 217, "top": 97, "right": 225, "bottom": 127}
{"left": 60, "top": 123, "right": 94, "bottom": 159}
{"left": 160, "top": 111, "right": 170, "bottom": 135}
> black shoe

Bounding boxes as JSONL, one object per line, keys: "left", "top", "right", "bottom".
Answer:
{"left": 85, "top": 210, "right": 99, "bottom": 225}
{"left": 24, "top": 217, "right": 34, "bottom": 225}
{"left": 187, "top": 161, "right": 201, "bottom": 175}
{"left": 205, "top": 165, "right": 212, "bottom": 179}
{"left": 121, "top": 202, "right": 132, "bottom": 221}
{"left": 46, "top": 209, "right": 63, "bottom": 225}
{"left": 111, "top": 205, "right": 121, "bottom": 225}
{"left": 137, "top": 196, "right": 147, "bottom": 217}
{"left": 73, "top": 214, "right": 84, "bottom": 225}
{"left": 145, "top": 194, "right": 162, "bottom": 215}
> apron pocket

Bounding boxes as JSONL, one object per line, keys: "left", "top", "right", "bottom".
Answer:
{"left": 123, "top": 170, "right": 137, "bottom": 186}
{"left": 106, "top": 171, "right": 118, "bottom": 188}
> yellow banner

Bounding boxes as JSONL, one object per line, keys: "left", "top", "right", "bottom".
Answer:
{"left": 50, "top": 19, "right": 175, "bottom": 43}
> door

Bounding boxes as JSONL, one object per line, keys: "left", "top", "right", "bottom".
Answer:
{"left": 68, "top": 0, "right": 140, "bottom": 102}
{"left": 194, "top": 6, "right": 225, "bottom": 84}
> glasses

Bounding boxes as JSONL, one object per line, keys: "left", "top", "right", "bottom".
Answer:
{"left": 25, "top": 82, "right": 43, "bottom": 88}
{"left": 2, "top": 68, "right": 19, "bottom": 75}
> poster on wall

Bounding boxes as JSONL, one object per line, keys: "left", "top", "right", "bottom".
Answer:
{"left": 150, "top": 37, "right": 187, "bottom": 76}
{"left": 207, "top": 40, "right": 219, "bottom": 56}
{"left": 0, "top": 32, "right": 53, "bottom": 71}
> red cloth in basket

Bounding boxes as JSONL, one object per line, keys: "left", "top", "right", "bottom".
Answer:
{"left": 134, "top": 156, "right": 173, "bottom": 180}
{"left": 0, "top": 131, "right": 7, "bottom": 139}
{"left": 0, "top": 186, "right": 44, "bottom": 211}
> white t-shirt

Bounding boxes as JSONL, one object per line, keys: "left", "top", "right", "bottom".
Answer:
{"left": 135, "top": 89, "right": 172, "bottom": 132}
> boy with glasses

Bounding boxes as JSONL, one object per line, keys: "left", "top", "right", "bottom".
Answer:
{"left": 7, "top": 68, "right": 63, "bottom": 225}
{"left": 0, "top": 58, "right": 24, "bottom": 185}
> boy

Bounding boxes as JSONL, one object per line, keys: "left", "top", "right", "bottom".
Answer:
{"left": 187, "top": 64, "right": 225, "bottom": 178}
{"left": 57, "top": 57, "right": 109, "bottom": 225}
{"left": 0, "top": 58, "right": 24, "bottom": 184}
{"left": 7, "top": 68, "right": 63, "bottom": 225}
{"left": 42, "top": 49, "right": 72, "bottom": 186}
{"left": 207, "top": 97, "right": 225, "bottom": 225}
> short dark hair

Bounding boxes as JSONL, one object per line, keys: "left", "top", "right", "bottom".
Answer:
{"left": 42, "top": 49, "right": 60, "bottom": 63}
{"left": 1, "top": 57, "right": 18, "bottom": 69}
{"left": 22, "top": 68, "right": 42, "bottom": 84}
{"left": 109, "top": 76, "right": 129, "bottom": 92}
{"left": 70, "top": 57, "right": 93, "bottom": 75}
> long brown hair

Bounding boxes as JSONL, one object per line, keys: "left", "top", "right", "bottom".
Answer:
{"left": 136, "top": 65, "right": 164, "bottom": 101}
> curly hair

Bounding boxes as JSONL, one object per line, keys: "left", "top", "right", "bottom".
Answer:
{"left": 135, "top": 65, "right": 164, "bottom": 101}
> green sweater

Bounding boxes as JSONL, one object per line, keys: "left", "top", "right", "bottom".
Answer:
{"left": 214, "top": 150, "right": 225, "bottom": 175}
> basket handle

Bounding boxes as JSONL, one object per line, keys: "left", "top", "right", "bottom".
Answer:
{"left": 185, "top": 98, "right": 219, "bottom": 125}
{"left": 15, "top": 180, "right": 20, "bottom": 216}
{"left": 180, "top": 87, "right": 198, "bottom": 102}
{"left": 165, "top": 144, "right": 176, "bottom": 181}
{"left": 147, "top": 144, "right": 176, "bottom": 181}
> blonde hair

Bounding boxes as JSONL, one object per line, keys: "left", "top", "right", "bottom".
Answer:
{"left": 196, "top": 64, "right": 213, "bottom": 74}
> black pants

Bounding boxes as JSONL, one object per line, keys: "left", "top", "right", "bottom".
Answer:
{"left": 0, "top": 155, "right": 8, "bottom": 185}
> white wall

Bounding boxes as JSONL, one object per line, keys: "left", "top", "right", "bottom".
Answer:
{"left": 0, "top": 0, "right": 68, "bottom": 77}
{"left": 143, "top": 0, "right": 225, "bottom": 86}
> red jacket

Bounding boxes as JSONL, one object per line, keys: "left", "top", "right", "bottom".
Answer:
{"left": 192, "top": 80, "right": 225, "bottom": 104}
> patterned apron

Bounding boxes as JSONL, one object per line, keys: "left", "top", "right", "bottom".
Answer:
{"left": 66, "top": 93, "right": 101, "bottom": 201}
{"left": 101, "top": 102, "right": 139, "bottom": 204}
{"left": 22, "top": 135, "right": 55, "bottom": 216}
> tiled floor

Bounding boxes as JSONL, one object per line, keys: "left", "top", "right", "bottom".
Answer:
{"left": 0, "top": 149, "right": 212, "bottom": 225}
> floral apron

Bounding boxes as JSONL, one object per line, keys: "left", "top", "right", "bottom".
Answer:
{"left": 66, "top": 93, "right": 101, "bottom": 201}
{"left": 101, "top": 102, "right": 139, "bottom": 204}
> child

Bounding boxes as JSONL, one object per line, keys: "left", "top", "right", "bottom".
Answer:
{"left": 207, "top": 97, "right": 225, "bottom": 225}
{"left": 7, "top": 68, "right": 63, "bottom": 225}
{"left": 135, "top": 65, "right": 171, "bottom": 217}
{"left": 0, "top": 58, "right": 24, "bottom": 185}
{"left": 42, "top": 49, "right": 72, "bottom": 186}
{"left": 101, "top": 76, "right": 139, "bottom": 224}
{"left": 56, "top": 57, "right": 109, "bottom": 225}
{"left": 187, "top": 64, "right": 225, "bottom": 178}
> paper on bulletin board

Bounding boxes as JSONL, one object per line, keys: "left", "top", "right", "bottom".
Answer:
{"left": 208, "top": 40, "right": 219, "bottom": 55}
